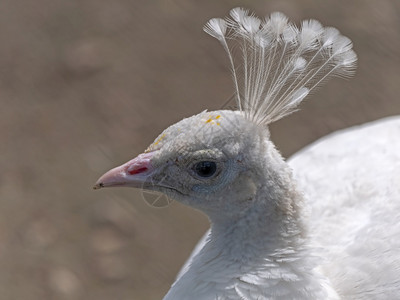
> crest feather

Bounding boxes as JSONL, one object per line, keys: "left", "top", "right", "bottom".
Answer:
{"left": 204, "top": 8, "right": 357, "bottom": 125}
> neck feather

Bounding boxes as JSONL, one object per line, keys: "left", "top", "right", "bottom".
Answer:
{"left": 165, "top": 143, "right": 338, "bottom": 299}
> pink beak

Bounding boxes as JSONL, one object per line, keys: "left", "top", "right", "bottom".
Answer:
{"left": 93, "top": 152, "right": 155, "bottom": 190}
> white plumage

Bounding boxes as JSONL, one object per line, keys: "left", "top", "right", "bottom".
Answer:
{"left": 290, "top": 116, "right": 400, "bottom": 299}
{"left": 94, "top": 8, "right": 399, "bottom": 299}
{"left": 203, "top": 8, "right": 356, "bottom": 125}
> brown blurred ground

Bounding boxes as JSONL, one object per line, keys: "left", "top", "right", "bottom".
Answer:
{"left": 0, "top": 0, "right": 399, "bottom": 299}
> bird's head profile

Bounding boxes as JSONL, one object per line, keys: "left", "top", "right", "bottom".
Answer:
{"left": 94, "top": 110, "right": 278, "bottom": 216}
{"left": 94, "top": 7, "right": 357, "bottom": 219}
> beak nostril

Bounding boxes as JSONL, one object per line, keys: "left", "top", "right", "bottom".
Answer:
{"left": 127, "top": 167, "right": 148, "bottom": 175}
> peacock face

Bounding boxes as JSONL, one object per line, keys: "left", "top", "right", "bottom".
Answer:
{"left": 94, "top": 110, "right": 267, "bottom": 213}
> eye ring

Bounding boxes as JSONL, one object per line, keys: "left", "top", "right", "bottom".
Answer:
{"left": 193, "top": 161, "right": 218, "bottom": 178}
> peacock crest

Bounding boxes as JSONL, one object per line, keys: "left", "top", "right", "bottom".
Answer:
{"left": 204, "top": 8, "right": 357, "bottom": 125}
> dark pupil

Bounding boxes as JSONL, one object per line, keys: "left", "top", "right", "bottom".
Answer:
{"left": 195, "top": 161, "right": 217, "bottom": 178}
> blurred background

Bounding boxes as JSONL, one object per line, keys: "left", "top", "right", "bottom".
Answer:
{"left": 0, "top": 0, "right": 399, "bottom": 299}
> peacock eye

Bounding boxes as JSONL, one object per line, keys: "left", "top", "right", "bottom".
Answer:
{"left": 193, "top": 161, "right": 217, "bottom": 178}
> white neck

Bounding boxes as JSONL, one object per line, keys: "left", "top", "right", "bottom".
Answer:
{"left": 164, "top": 149, "right": 339, "bottom": 300}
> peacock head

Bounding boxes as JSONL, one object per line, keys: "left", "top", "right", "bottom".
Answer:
{"left": 94, "top": 7, "right": 357, "bottom": 217}
{"left": 94, "top": 110, "right": 273, "bottom": 215}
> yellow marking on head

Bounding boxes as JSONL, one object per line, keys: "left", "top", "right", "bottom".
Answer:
{"left": 145, "top": 133, "right": 167, "bottom": 152}
{"left": 204, "top": 114, "right": 222, "bottom": 125}
{"left": 154, "top": 133, "right": 166, "bottom": 146}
